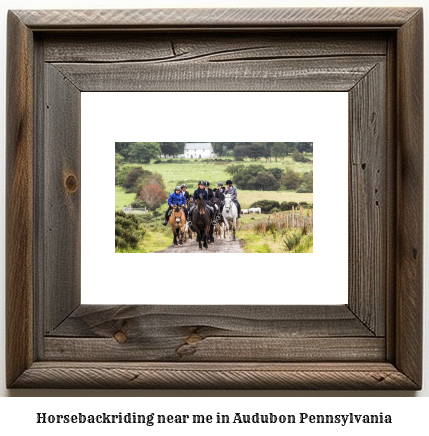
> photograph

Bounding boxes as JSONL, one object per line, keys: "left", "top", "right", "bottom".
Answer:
{"left": 115, "top": 142, "right": 313, "bottom": 253}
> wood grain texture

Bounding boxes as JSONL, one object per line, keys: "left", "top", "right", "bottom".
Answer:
{"left": 348, "top": 62, "right": 386, "bottom": 336}
{"left": 47, "top": 305, "right": 374, "bottom": 338}
{"left": 42, "top": 33, "right": 387, "bottom": 63}
{"left": 44, "top": 64, "right": 81, "bottom": 332}
{"left": 44, "top": 337, "right": 385, "bottom": 362}
{"left": 6, "top": 11, "right": 35, "bottom": 388}
{"left": 52, "top": 56, "right": 383, "bottom": 92}
{"left": 395, "top": 10, "right": 423, "bottom": 387}
{"left": 14, "top": 8, "right": 420, "bottom": 29}
{"left": 11, "top": 362, "right": 419, "bottom": 390}
{"left": 44, "top": 305, "right": 380, "bottom": 362}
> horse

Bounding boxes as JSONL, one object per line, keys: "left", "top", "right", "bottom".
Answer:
{"left": 191, "top": 198, "right": 212, "bottom": 249}
{"left": 222, "top": 194, "right": 239, "bottom": 240}
{"left": 168, "top": 205, "right": 187, "bottom": 246}
{"left": 208, "top": 197, "right": 222, "bottom": 240}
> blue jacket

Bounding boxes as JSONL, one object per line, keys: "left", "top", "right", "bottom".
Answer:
{"left": 168, "top": 191, "right": 186, "bottom": 206}
{"left": 193, "top": 188, "right": 208, "bottom": 201}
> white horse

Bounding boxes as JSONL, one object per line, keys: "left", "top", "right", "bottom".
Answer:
{"left": 222, "top": 194, "right": 239, "bottom": 240}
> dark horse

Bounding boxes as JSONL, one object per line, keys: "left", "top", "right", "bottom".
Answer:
{"left": 192, "top": 198, "right": 213, "bottom": 250}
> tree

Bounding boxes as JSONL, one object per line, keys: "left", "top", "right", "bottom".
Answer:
{"left": 160, "top": 142, "right": 179, "bottom": 156}
{"left": 292, "top": 149, "right": 310, "bottom": 163}
{"left": 272, "top": 143, "right": 286, "bottom": 161}
{"left": 298, "top": 170, "right": 313, "bottom": 193}
{"left": 280, "top": 168, "right": 302, "bottom": 190}
{"left": 123, "top": 167, "right": 151, "bottom": 193}
{"left": 297, "top": 142, "right": 313, "bottom": 154}
{"left": 269, "top": 167, "right": 283, "bottom": 180}
{"left": 138, "top": 184, "right": 167, "bottom": 210}
{"left": 284, "top": 142, "right": 297, "bottom": 156}
{"left": 247, "top": 171, "right": 280, "bottom": 191}
{"left": 233, "top": 145, "right": 249, "bottom": 161}
{"left": 248, "top": 143, "right": 267, "bottom": 161}
{"left": 115, "top": 142, "right": 132, "bottom": 159}
{"left": 160, "top": 142, "right": 185, "bottom": 156}
{"left": 129, "top": 142, "right": 161, "bottom": 163}
{"left": 115, "top": 153, "right": 125, "bottom": 173}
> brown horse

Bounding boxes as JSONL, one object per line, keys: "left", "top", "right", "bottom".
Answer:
{"left": 192, "top": 198, "right": 212, "bottom": 249}
{"left": 169, "top": 206, "right": 187, "bottom": 245}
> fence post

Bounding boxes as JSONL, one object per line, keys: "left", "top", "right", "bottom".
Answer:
{"left": 292, "top": 206, "right": 294, "bottom": 229}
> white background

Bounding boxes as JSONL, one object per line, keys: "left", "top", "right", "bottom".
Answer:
{"left": 82, "top": 92, "right": 348, "bottom": 305}
{"left": 0, "top": 0, "right": 427, "bottom": 419}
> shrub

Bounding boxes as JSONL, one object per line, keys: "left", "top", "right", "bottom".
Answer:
{"left": 130, "top": 200, "right": 146, "bottom": 209}
{"left": 280, "top": 201, "right": 299, "bottom": 211}
{"left": 115, "top": 211, "right": 146, "bottom": 250}
{"left": 269, "top": 167, "right": 283, "bottom": 180}
{"left": 270, "top": 207, "right": 281, "bottom": 213}
{"left": 249, "top": 200, "right": 281, "bottom": 213}
{"left": 247, "top": 171, "right": 280, "bottom": 191}
{"left": 280, "top": 168, "right": 301, "bottom": 190}
{"left": 123, "top": 167, "right": 151, "bottom": 192}
{"left": 297, "top": 183, "right": 312, "bottom": 193}
{"left": 292, "top": 149, "right": 310, "bottom": 163}
{"left": 283, "top": 229, "right": 303, "bottom": 252}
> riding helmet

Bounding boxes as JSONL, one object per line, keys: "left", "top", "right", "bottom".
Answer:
{"left": 217, "top": 182, "right": 223, "bottom": 186}
{"left": 180, "top": 184, "right": 187, "bottom": 188}
{"left": 198, "top": 180, "right": 204, "bottom": 185}
{"left": 226, "top": 179, "right": 233, "bottom": 185}
{"left": 204, "top": 181, "right": 210, "bottom": 187}
{"left": 175, "top": 185, "right": 181, "bottom": 191}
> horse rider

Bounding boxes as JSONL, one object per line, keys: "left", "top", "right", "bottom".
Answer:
{"left": 188, "top": 180, "right": 216, "bottom": 225}
{"left": 215, "top": 182, "right": 226, "bottom": 201}
{"left": 181, "top": 184, "right": 190, "bottom": 207}
{"left": 204, "top": 181, "right": 214, "bottom": 201}
{"left": 163, "top": 186, "right": 187, "bottom": 226}
{"left": 223, "top": 179, "right": 241, "bottom": 218}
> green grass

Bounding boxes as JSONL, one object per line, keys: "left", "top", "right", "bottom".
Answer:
{"left": 115, "top": 186, "right": 136, "bottom": 210}
{"left": 120, "top": 156, "right": 313, "bottom": 193}
{"left": 115, "top": 228, "right": 172, "bottom": 253}
{"left": 115, "top": 158, "right": 313, "bottom": 209}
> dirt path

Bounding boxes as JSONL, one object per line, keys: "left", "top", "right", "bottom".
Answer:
{"left": 156, "top": 236, "right": 245, "bottom": 253}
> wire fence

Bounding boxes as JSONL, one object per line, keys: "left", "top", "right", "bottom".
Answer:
{"left": 239, "top": 206, "right": 313, "bottom": 233}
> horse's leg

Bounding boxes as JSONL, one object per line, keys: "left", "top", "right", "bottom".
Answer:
{"left": 203, "top": 228, "right": 208, "bottom": 249}
{"left": 233, "top": 218, "right": 236, "bottom": 241}
{"left": 174, "top": 228, "right": 179, "bottom": 245}
{"left": 209, "top": 223, "right": 214, "bottom": 244}
{"left": 197, "top": 231, "right": 202, "bottom": 250}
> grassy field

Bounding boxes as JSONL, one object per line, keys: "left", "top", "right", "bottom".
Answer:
{"left": 115, "top": 186, "right": 136, "bottom": 210}
{"left": 116, "top": 157, "right": 313, "bottom": 209}
{"left": 124, "top": 156, "right": 313, "bottom": 193}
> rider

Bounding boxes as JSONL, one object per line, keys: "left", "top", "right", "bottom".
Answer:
{"left": 188, "top": 181, "right": 215, "bottom": 225}
{"left": 223, "top": 179, "right": 241, "bottom": 218}
{"left": 181, "top": 184, "right": 190, "bottom": 206}
{"left": 215, "top": 182, "right": 226, "bottom": 201}
{"left": 163, "top": 186, "right": 187, "bottom": 226}
{"left": 204, "top": 181, "right": 214, "bottom": 201}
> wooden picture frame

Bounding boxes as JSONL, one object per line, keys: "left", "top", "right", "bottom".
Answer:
{"left": 6, "top": 7, "right": 423, "bottom": 389}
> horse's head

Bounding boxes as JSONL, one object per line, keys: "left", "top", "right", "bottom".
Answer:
{"left": 224, "top": 194, "right": 232, "bottom": 212}
{"left": 196, "top": 198, "right": 206, "bottom": 218}
{"left": 173, "top": 206, "right": 182, "bottom": 223}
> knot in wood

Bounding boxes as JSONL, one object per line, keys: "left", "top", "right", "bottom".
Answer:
{"left": 64, "top": 174, "right": 78, "bottom": 193}
{"left": 114, "top": 331, "right": 128, "bottom": 343}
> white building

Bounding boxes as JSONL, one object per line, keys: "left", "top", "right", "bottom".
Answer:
{"left": 184, "top": 142, "right": 215, "bottom": 159}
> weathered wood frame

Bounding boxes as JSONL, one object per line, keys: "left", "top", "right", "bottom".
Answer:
{"left": 6, "top": 8, "right": 423, "bottom": 389}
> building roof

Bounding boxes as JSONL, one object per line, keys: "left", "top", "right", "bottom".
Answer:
{"left": 185, "top": 142, "right": 212, "bottom": 151}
